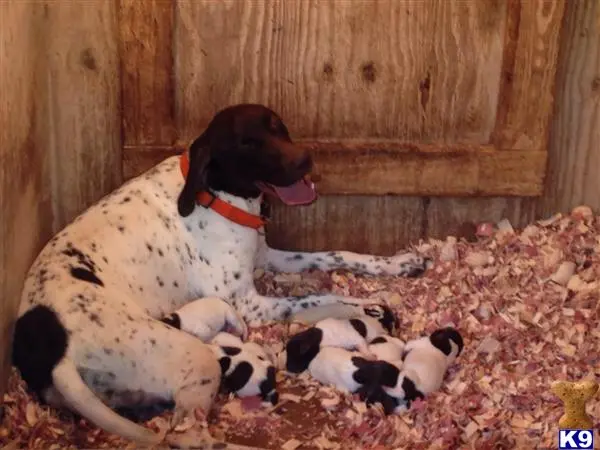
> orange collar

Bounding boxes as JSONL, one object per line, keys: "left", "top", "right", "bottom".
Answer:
{"left": 179, "top": 152, "right": 267, "bottom": 230}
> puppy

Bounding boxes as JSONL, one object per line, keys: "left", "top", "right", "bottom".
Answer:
{"left": 304, "top": 346, "right": 375, "bottom": 394}
{"left": 382, "top": 327, "right": 464, "bottom": 405}
{"left": 368, "top": 335, "right": 405, "bottom": 361}
{"left": 209, "top": 336, "right": 278, "bottom": 405}
{"left": 211, "top": 332, "right": 274, "bottom": 365}
{"left": 282, "top": 316, "right": 388, "bottom": 374}
{"left": 160, "top": 296, "right": 248, "bottom": 343}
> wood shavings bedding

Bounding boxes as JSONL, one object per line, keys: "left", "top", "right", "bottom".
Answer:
{"left": 2, "top": 207, "right": 599, "bottom": 449}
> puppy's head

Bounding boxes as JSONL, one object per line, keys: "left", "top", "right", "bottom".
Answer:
{"left": 363, "top": 304, "right": 398, "bottom": 334}
{"left": 178, "top": 104, "right": 316, "bottom": 217}
{"left": 213, "top": 345, "right": 279, "bottom": 405}
{"left": 352, "top": 359, "right": 407, "bottom": 415}
{"left": 429, "top": 327, "right": 464, "bottom": 361}
{"left": 282, "top": 327, "right": 323, "bottom": 373}
{"left": 381, "top": 367, "right": 425, "bottom": 409}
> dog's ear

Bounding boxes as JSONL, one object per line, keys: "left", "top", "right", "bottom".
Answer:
{"left": 177, "top": 134, "right": 211, "bottom": 217}
{"left": 223, "top": 361, "right": 253, "bottom": 393}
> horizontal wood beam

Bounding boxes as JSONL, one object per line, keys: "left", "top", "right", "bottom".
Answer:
{"left": 123, "top": 141, "right": 546, "bottom": 197}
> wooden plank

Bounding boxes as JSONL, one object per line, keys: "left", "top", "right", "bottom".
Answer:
{"left": 39, "top": 1, "right": 122, "bottom": 229}
{"left": 0, "top": 1, "right": 53, "bottom": 403}
{"left": 491, "top": 0, "right": 566, "bottom": 151}
{"left": 266, "top": 196, "right": 425, "bottom": 255}
{"left": 174, "top": 0, "right": 506, "bottom": 143}
{"left": 122, "top": 142, "right": 547, "bottom": 196}
{"left": 426, "top": 197, "right": 537, "bottom": 241}
{"left": 538, "top": 0, "right": 600, "bottom": 216}
{"left": 119, "top": 0, "right": 176, "bottom": 146}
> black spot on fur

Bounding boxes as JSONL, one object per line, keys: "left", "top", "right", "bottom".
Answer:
{"left": 259, "top": 366, "right": 277, "bottom": 404}
{"left": 233, "top": 272, "right": 241, "bottom": 280}
{"left": 173, "top": 281, "right": 179, "bottom": 288}
{"left": 402, "top": 376, "right": 425, "bottom": 407}
{"left": 223, "top": 361, "right": 253, "bottom": 393}
{"left": 158, "top": 249, "right": 164, "bottom": 257}
{"left": 349, "top": 318, "right": 367, "bottom": 338}
{"left": 218, "top": 357, "right": 231, "bottom": 374}
{"left": 146, "top": 243, "right": 153, "bottom": 252}
{"left": 70, "top": 267, "right": 104, "bottom": 287}
{"left": 370, "top": 336, "right": 388, "bottom": 345}
{"left": 12, "top": 305, "right": 68, "bottom": 396}
{"left": 118, "top": 226, "right": 125, "bottom": 233}
{"left": 221, "top": 346, "right": 241, "bottom": 356}
{"left": 149, "top": 338, "right": 157, "bottom": 347}
{"left": 89, "top": 313, "right": 104, "bottom": 327}
{"left": 156, "top": 277, "right": 164, "bottom": 287}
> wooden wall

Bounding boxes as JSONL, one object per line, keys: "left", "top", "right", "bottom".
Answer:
{"left": 0, "top": 1, "right": 121, "bottom": 401}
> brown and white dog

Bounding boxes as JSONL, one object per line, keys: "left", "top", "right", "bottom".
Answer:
{"left": 11, "top": 104, "right": 430, "bottom": 448}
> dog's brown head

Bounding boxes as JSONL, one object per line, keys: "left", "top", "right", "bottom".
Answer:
{"left": 178, "top": 104, "right": 316, "bottom": 217}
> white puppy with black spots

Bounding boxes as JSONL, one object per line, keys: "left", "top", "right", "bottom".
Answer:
{"left": 367, "top": 335, "right": 406, "bottom": 362}
{"left": 160, "top": 296, "right": 248, "bottom": 343}
{"left": 208, "top": 333, "right": 278, "bottom": 406}
{"left": 12, "top": 104, "right": 430, "bottom": 448}
{"left": 381, "top": 327, "right": 464, "bottom": 407}
{"left": 280, "top": 314, "right": 390, "bottom": 374}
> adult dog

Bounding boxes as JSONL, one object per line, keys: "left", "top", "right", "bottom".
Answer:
{"left": 11, "top": 104, "right": 429, "bottom": 448}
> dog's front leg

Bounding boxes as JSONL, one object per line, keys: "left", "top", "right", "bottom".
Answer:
{"left": 257, "top": 245, "right": 431, "bottom": 278}
{"left": 231, "top": 289, "right": 385, "bottom": 327}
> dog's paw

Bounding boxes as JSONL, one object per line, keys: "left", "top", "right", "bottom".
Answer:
{"left": 388, "top": 253, "right": 432, "bottom": 277}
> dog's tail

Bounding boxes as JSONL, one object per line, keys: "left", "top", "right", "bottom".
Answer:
{"left": 52, "top": 358, "right": 163, "bottom": 445}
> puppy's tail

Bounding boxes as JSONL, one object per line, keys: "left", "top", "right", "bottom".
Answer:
{"left": 52, "top": 358, "right": 163, "bottom": 445}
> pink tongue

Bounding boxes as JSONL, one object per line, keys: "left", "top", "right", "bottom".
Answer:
{"left": 270, "top": 178, "right": 317, "bottom": 205}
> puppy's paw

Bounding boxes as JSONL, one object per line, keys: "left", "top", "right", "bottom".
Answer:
{"left": 389, "top": 253, "right": 432, "bottom": 277}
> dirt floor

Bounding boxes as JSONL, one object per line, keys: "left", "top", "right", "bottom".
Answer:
{"left": 1, "top": 206, "right": 599, "bottom": 449}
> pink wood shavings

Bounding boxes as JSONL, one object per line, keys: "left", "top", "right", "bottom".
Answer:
{"left": 2, "top": 205, "right": 600, "bottom": 449}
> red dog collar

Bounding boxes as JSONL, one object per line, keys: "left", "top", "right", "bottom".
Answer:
{"left": 179, "top": 152, "right": 267, "bottom": 230}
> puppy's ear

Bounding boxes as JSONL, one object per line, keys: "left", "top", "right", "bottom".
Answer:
{"left": 221, "top": 346, "right": 242, "bottom": 356}
{"left": 223, "top": 361, "right": 253, "bottom": 393}
{"left": 177, "top": 133, "right": 211, "bottom": 217}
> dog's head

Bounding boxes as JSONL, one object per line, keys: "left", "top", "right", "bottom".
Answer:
{"left": 429, "top": 327, "right": 464, "bottom": 362}
{"left": 362, "top": 304, "right": 398, "bottom": 334}
{"left": 178, "top": 104, "right": 316, "bottom": 217}
{"left": 214, "top": 345, "right": 279, "bottom": 405}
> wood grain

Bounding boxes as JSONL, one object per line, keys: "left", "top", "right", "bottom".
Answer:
{"left": 491, "top": 0, "right": 566, "bottom": 151}
{"left": 174, "top": 0, "right": 506, "bottom": 143}
{"left": 39, "top": 1, "right": 122, "bottom": 229}
{"left": 539, "top": 0, "right": 600, "bottom": 215}
{"left": 266, "top": 196, "right": 425, "bottom": 255}
{"left": 123, "top": 140, "right": 547, "bottom": 196}
{"left": 119, "top": 0, "right": 176, "bottom": 146}
{"left": 0, "top": 1, "right": 53, "bottom": 403}
{"left": 425, "top": 197, "right": 536, "bottom": 240}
